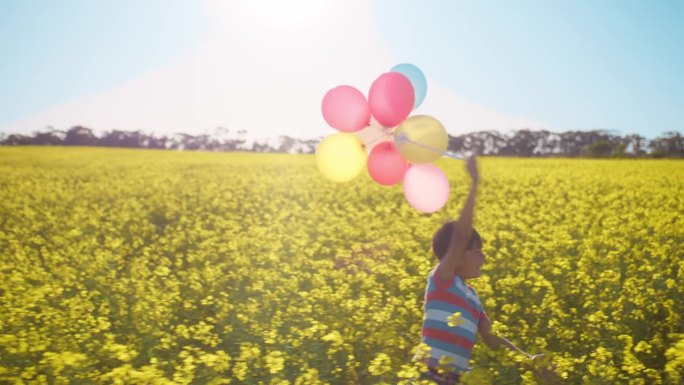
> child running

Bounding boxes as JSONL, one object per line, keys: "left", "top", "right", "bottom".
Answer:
{"left": 416, "top": 156, "right": 542, "bottom": 384}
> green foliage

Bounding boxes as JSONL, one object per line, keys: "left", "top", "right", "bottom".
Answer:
{"left": 585, "top": 140, "right": 615, "bottom": 158}
{"left": 0, "top": 147, "right": 682, "bottom": 384}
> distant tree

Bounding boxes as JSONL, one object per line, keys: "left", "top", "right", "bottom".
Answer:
{"left": 557, "top": 130, "right": 617, "bottom": 157}
{"left": 450, "top": 131, "right": 502, "bottom": 155}
{"left": 300, "top": 139, "right": 318, "bottom": 154}
{"left": 458, "top": 132, "right": 482, "bottom": 155}
{"left": 0, "top": 129, "right": 61, "bottom": 145}
{"left": 98, "top": 130, "right": 145, "bottom": 148}
{"left": 478, "top": 131, "right": 508, "bottom": 155}
{"left": 649, "top": 131, "right": 684, "bottom": 158}
{"left": 612, "top": 143, "right": 628, "bottom": 158}
{"left": 559, "top": 131, "right": 591, "bottom": 156}
{"left": 64, "top": 126, "right": 97, "bottom": 146}
{"left": 146, "top": 135, "right": 169, "bottom": 149}
{"left": 499, "top": 129, "right": 537, "bottom": 156}
{"left": 175, "top": 133, "right": 193, "bottom": 150}
{"left": 221, "top": 137, "right": 246, "bottom": 151}
{"left": 174, "top": 133, "right": 203, "bottom": 150}
{"left": 537, "top": 130, "right": 562, "bottom": 155}
{"left": 31, "top": 130, "right": 64, "bottom": 145}
{"left": 623, "top": 134, "right": 647, "bottom": 157}
{"left": 585, "top": 140, "right": 614, "bottom": 158}
{"left": 447, "top": 134, "right": 465, "bottom": 154}
{"left": 2, "top": 134, "right": 32, "bottom": 145}
{"left": 198, "top": 134, "right": 221, "bottom": 151}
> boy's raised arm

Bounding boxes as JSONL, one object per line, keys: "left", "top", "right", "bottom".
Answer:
{"left": 437, "top": 156, "right": 479, "bottom": 281}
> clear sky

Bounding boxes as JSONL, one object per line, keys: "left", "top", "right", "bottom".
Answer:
{"left": 1, "top": 0, "right": 682, "bottom": 139}
{"left": 0, "top": 0, "right": 204, "bottom": 124}
{"left": 371, "top": 0, "right": 684, "bottom": 137}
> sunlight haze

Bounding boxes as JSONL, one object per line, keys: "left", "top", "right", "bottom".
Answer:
{"left": 1, "top": 0, "right": 681, "bottom": 139}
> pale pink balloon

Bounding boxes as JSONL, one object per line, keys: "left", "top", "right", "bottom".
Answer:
{"left": 403, "top": 164, "right": 450, "bottom": 213}
{"left": 368, "top": 72, "right": 415, "bottom": 128}
{"left": 321, "top": 85, "right": 371, "bottom": 132}
{"left": 367, "top": 141, "right": 409, "bottom": 186}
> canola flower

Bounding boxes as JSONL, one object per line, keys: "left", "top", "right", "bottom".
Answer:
{"left": 447, "top": 312, "right": 464, "bottom": 328}
{"left": 0, "top": 147, "right": 682, "bottom": 384}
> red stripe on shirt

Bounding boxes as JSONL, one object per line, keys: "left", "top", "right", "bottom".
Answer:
{"left": 425, "top": 290, "right": 480, "bottom": 320}
{"left": 422, "top": 327, "right": 476, "bottom": 350}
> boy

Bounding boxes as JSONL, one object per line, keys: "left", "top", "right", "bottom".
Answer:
{"left": 416, "top": 156, "right": 540, "bottom": 384}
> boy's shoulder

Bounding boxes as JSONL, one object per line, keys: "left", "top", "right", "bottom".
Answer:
{"left": 464, "top": 284, "right": 483, "bottom": 308}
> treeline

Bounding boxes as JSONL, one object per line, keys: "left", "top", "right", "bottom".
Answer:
{"left": 1, "top": 125, "right": 683, "bottom": 158}
{"left": 0, "top": 126, "right": 249, "bottom": 152}
{"left": 449, "top": 129, "right": 683, "bottom": 158}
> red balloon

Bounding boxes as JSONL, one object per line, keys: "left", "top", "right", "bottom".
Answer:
{"left": 368, "top": 72, "right": 415, "bottom": 128}
{"left": 367, "top": 141, "right": 409, "bottom": 186}
{"left": 321, "top": 85, "right": 371, "bottom": 132}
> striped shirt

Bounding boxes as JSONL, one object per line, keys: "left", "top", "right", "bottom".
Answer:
{"left": 418, "top": 267, "right": 487, "bottom": 372}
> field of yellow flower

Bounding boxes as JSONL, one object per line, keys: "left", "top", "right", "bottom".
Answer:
{"left": 1, "top": 146, "right": 682, "bottom": 384}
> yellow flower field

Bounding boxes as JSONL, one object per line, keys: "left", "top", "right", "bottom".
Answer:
{"left": 1, "top": 147, "right": 682, "bottom": 384}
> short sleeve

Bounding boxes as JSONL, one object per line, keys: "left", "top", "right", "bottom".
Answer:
{"left": 466, "top": 285, "right": 487, "bottom": 326}
{"left": 431, "top": 264, "right": 455, "bottom": 290}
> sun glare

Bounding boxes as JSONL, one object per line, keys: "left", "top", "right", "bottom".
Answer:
{"left": 209, "top": 0, "right": 335, "bottom": 32}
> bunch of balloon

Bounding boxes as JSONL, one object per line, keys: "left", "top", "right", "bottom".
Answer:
{"left": 317, "top": 63, "right": 451, "bottom": 213}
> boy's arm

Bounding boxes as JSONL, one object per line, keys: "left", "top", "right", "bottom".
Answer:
{"left": 437, "top": 157, "right": 479, "bottom": 281}
{"left": 479, "top": 315, "right": 558, "bottom": 379}
{"left": 478, "top": 314, "right": 532, "bottom": 358}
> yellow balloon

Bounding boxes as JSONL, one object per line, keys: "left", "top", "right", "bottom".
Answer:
{"left": 394, "top": 115, "right": 448, "bottom": 163}
{"left": 316, "top": 133, "right": 367, "bottom": 182}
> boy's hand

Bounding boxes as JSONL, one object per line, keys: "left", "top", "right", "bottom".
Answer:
{"left": 528, "top": 354, "right": 562, "bottom": 383}
{"left": 466, "top": 156, "right": 479, "bottom": 184}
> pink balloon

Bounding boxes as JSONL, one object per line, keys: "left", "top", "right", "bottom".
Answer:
{"left": 367, "top": 141, "right": 409, "bottom": 186}
{"left": 368, "top": 72, "right": 415, "bottom": 128}
{"left": 321, "top": 85, "right": 371, "bottom": 132}
{"left": 403, "top": 164, "right": 450, "bottom": 213}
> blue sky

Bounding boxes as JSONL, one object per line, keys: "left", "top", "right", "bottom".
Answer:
{"left": 1, "top": 0, "right": 682, "bottom": 139}
{"left": 0, "top": 0, "right": 204, "bottom": 125}
{"left": 372, "top": 0, "right": 684, "bottom": 137}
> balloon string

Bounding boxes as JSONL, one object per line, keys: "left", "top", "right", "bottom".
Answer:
{"left": 393, "top": 134, "right": 464, "bottom": 160}
{"left": 364, "top": 128, "right": 393, "bottom": 148}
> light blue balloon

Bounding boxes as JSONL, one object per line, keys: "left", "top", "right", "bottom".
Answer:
{"left": 390, "top": 63, "right": 427, "bottom": 110}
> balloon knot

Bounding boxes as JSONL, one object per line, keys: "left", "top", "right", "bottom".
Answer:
{"left": 394, "top": 133, "right": 408, "bottom": 143}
